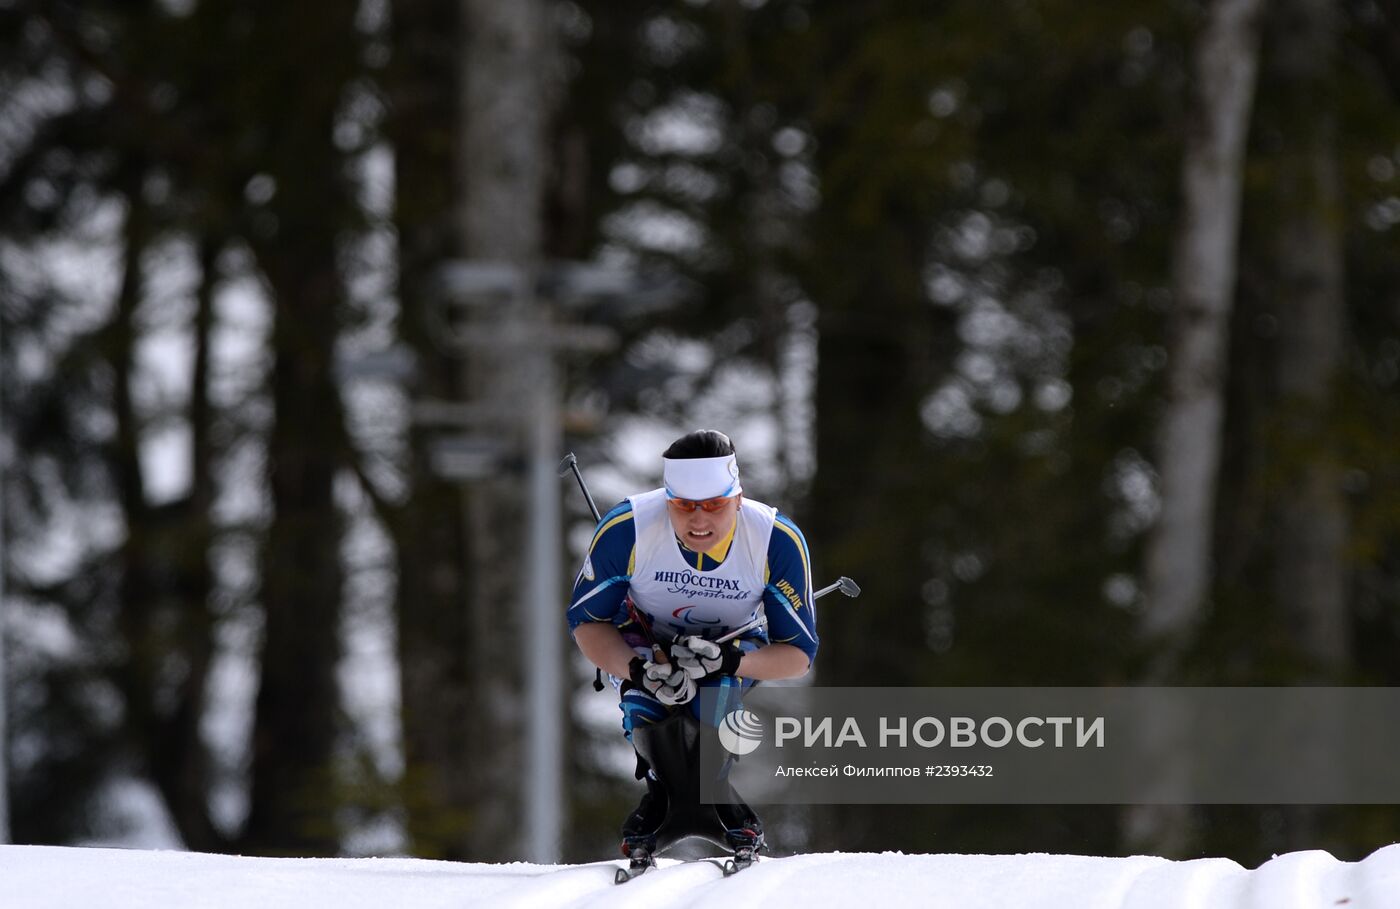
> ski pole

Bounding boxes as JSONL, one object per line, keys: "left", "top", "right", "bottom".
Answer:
{"left": 560, "top": 454, "right": 667, "bottom": 673}
{"left": 557, "top": 452, "right": 602, "bottom": 524}
{"left": 715, "top": 575, "right": 860, "bottom": 644}
{"left": 715, "top": 618, "right": 764, "bottom": 645}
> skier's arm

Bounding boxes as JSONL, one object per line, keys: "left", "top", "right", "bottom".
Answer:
{"left": 574, "top": 621, "right": 640, "bottom": 678}
{"left": 760, "top": 513, "right": 819, "bottom": 673}
{"left": 567, "top": 501, "right": 639, "bottom": 676}
{"left": 733, "top": 641, "right": 810, "bottom": 680}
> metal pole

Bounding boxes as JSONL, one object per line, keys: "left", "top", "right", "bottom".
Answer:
{"left": 523, "top": 315, "right": 562, "bottom": 864}
{"left": 0, "top": 302, "right": 9, "bottom": 843}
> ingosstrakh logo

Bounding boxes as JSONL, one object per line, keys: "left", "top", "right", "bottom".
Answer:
{"left": 718, "top": 708, "right": 765, "bottom": 756}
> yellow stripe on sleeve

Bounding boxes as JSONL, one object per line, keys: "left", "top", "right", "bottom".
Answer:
{"left": 772, "top": 520, "right": 812, "bottom": 594}
{"left": 589, "top": 511, "right": 633, "bottom": 550}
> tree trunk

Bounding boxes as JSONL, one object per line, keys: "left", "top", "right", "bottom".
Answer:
{"left": 150, "top": 236, "right": 225, "bottom": 851}
{"left": 386, "top": 0, "right": 479, "bottom": 861}
{"left": 109, "top": 184, "right": 224, "bottom": 852}
{"left": 1132, "top": 0, "right": 1266, "bottom": 857}
{"left": 244, "top": 269, "right": 346, "bottom": 856}
{"left": 1264, "top": 0, "right": 1348, "bottom": 852}
{"left": 1268, "top": 0, "right": 1348, "bottom": 676}
{"left": 110, "top": 175, "right": 158, "bottom": 761}
{"left": 241, "top": 0, "right": 359, "bottom": 856}
{"left": 1142, "top": 0, "right": 1267, "bottom": 662}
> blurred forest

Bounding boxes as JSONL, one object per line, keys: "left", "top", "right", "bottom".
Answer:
{"left": 2, "top": 0, "right": 1400, "bottom": 866}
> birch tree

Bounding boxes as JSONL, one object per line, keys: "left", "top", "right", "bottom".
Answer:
{"left": 1143, "top": 0, "right": 1267, "bottom": 669}
{"left": 1133, "top": 0, "right": 1266, "bottom": 857}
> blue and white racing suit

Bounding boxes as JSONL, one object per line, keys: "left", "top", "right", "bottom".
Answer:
{"left": 566, "top": 488, "right": 819, "bottom": 740}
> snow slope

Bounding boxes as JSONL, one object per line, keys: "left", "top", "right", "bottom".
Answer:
{"left": 2, "top": 843, "right": 1398, "bottom": 908}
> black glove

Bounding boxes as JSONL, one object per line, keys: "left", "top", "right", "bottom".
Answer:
{"left": 669, "top": 635, "right": 743, "bottom": 681}
{"left": 628, "top": 656, "right": 698, "bottom": 705}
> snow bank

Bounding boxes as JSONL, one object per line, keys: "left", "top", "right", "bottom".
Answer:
{"left": 2, "top": 842, "right": 1397, "bottom": 908}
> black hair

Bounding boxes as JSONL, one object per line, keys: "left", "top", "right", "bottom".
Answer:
{"left": 663, "top": 429, "right": 736, "bottom": 460}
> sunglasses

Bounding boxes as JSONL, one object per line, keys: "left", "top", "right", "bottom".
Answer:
{"left": 666, "top": 495, "right": 737, "bottom": 513}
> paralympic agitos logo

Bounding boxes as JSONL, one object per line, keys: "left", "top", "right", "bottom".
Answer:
{"left": 672, "top": 605, "right": 723, "bottom": 625}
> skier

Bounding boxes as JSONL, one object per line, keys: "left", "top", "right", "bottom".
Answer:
{"left": 567, "top": 429, "right": 819, "bottom": 866}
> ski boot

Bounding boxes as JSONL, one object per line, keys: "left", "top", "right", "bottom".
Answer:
{"left": 718, "top": 802, "right": 764, "bottom": 876}
{"left": 616, "top": 774, "right": 667, "bottom": 883}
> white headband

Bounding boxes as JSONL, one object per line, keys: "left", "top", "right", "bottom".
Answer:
{"left": 663, "top": 454, "right": 742, "bottom": 500}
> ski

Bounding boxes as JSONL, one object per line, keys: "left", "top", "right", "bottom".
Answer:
{"left": 614, "top": 849, "right": 758, "bottom": 883}
{"left": 614, "top": 861, "right": 653, "bottom": 883}
{"left": 722, "top": 846, "right": 757, "bottom": 876}
{"left": 614, "top": 847, "right": 656, "bottom": 884}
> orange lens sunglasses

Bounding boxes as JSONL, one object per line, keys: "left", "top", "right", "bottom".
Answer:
{"left": 666, "top": 495, "right": 736, "bottom": 513}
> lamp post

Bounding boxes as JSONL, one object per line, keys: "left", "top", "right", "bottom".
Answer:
{"left": 429, "top": 260, "right": 679, "bottom": 863}
{"left": 0, "top": 304, "right": 10, "bottom": 843}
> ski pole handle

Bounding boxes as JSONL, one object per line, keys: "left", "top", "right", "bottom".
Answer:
{"left": 625, "top": 598, "right": 669, "bottom": 664}
{"left": 557, "top": 452, "right": 602, "bottom": 524}
{"left": 814, "top": 576, "right": 861, "bottom": 599}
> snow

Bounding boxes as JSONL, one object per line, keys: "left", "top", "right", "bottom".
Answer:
{"left": 3, "top": 843, "right": 1399, "bottom": 909}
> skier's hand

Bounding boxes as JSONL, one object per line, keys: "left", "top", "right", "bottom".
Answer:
{"left": 629, "top": 656, "right": 697, "bottom": 705}
{"left": 669, "top": 635, "right": 743, "bottom": 681}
